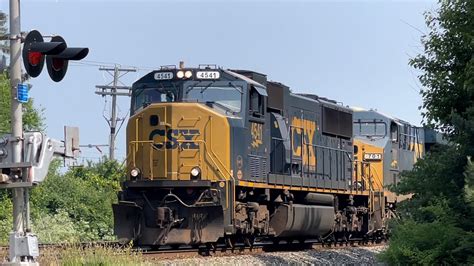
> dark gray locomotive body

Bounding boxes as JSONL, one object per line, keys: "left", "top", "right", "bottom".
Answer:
{"left": 113, "top": 67, "right": 383, "bottom": 247}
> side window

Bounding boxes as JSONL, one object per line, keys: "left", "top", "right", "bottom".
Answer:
{"left": 404, "top": 125, "right": 409, "bottom": 149}
{"left": 390, "top": 122, "right": 398, "bottom": 143}
{"left": 400, "top": 125, "right": 408, "bottom": 150}
{"left": 376, "top": 123, "right": 387, "bottom": 136}
{"left": 353, "top": 122, "right": 361, "bottom": 135}
{"left": 249, "top": 87, "right": 264, "bottom": 118}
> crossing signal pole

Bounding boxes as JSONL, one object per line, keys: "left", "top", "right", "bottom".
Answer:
{"left": 9, "top": 1, "right": 25, "bottom": 252}
{"left": 1, "top": 0, "right": 88, "bottom": 263}
{"left": 95, "top": 66, "right": 136, "bottom": 160}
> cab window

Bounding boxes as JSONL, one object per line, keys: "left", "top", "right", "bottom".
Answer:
{"left": 390, "top": 122, "right": 398, "bottom": 143}
{"left": 353, "top": 121, "right": 386, "bottom": 137}
{"left": 249, "top": 87, "right": 265, "bottom": 118}
{"left": 186, "top": 85, "right": 242, "bottom": 113}
{"left": 133, "top": 87, "right": 177, "bottom": 113}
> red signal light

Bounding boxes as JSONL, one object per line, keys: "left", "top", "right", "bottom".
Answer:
{"left": 28, "top": 51, "right": 43, "bottom": 66}
{"left": 52, "top": 58, "right": 65, "bottom": 71}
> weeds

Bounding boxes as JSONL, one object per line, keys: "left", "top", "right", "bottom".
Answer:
{"left": 38, "top": 243, "right": 147, "bottom": 266}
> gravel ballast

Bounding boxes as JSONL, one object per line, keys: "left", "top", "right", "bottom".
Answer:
{"left": 157, "top": 245, "right": 386, "bottom": 265}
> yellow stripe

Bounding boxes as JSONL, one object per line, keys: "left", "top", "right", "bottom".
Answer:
{"left": 237, "top": 180, "right": 370, "bottom": 196}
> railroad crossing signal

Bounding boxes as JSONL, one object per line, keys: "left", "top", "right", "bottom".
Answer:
{"left": 22, "top": 30, "right": 89, "bottom": 82}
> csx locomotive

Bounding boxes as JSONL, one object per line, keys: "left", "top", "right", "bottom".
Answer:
{"left": 113, "top": 65, "right": 438, "bottom": 247}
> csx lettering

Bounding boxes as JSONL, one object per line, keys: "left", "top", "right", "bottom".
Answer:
{"left": 149, "top": 129, "right": 200, "bottom": 149}
{"left": 291, "top": 117, "right": 316, "bottom": 167}
{"left": 251, "top": 123, "right": 263, "bottom": 148}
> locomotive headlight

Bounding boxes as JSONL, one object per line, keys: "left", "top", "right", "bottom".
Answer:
{"left": 176, "top": 70, "right": 185, "bottom": 79}
{"left": 184, "top": 70, "right": 193, "bottom": 78}
{"left": 130, "top": 168, "right": 141, "bottom": 178}
{"left": 190, "top": 167, "right": 201, "bottom": 178}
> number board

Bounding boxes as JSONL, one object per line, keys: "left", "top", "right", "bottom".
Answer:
{"left": 196, "top": 71, "right": 220, "bottom": 80}
{"left": 363, "top": 153, "right": 382, "bottom": 161}
{"left": 154, "top": 72, "right": 174, "bottom": 80}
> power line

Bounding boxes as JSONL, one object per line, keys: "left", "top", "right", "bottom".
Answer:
{"left": 70, "top": 60, "right": 158, "bottom": 71}
{"left": 79, "top": 143, "right": 109, "bottom": 154}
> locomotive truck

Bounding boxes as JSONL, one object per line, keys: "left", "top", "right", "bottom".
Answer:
{"left": 112, "top": 65, "right": 438, "bottom": 247}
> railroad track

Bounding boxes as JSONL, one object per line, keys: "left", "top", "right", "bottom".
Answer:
{"left": 0, "top": 239, "right": 386, "bottom": 261}
{"left": 139, "top": 240, "right": 387, "bottom": 260}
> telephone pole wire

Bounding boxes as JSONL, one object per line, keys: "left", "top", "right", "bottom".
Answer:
{"left": 95, "top": 65, "right": 136, "bottom": 160}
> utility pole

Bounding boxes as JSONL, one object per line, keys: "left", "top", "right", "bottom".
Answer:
{"left": 9, "top": 0, "right": 25, "bottom": 245}
{"left": 95, "top": 65, "right": 136, "bottom": 160}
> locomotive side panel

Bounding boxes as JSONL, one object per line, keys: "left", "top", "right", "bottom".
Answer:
{"left": 263, "top": 81, "right": 353, "bottom": 192}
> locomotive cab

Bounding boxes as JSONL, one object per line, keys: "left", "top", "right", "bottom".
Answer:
{"left": 131, "top": 73, "right": 246, "bottom": 118}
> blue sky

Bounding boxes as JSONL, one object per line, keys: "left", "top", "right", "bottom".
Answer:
{"left": 0, "top": 0, "right": 436, "bottom": 162}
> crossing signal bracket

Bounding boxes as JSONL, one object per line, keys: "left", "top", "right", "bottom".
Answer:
{"left": 0, "top": 126, "right": 80, "bottom": 187}
{"left": 22, "top": 30, "right": 89, "bottom": 82}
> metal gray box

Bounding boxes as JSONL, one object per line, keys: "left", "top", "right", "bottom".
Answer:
{"left": 9, "top": 233, "right": 39, "bottom": 261}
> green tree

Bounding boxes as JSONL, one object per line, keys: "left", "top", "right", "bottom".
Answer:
{"left": 29, "top": 158, "right": 124, "bottom": 243}
{"left": 465, "top": 157, "right": 474, "bottom": 207}
{"left": 0, "top": 10, "right": 7, "bottom": 54}
{"left": 380, "top": 1, "right": 474, "bottom": 264}
{"left": 0, "top": 72, "right": 45, "bottom": 132}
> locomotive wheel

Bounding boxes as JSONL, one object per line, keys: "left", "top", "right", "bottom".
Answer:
{"left": 244, "top": 235, "right": 255, "bottom": 247}
{"left": 226, "top": 236, "right": 236, "bottom": 250}
{"left": 206, "top": 242, "right": 217, "bottom": 253}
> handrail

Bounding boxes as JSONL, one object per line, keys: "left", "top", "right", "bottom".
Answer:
{"left": 353, "top": 160, "right": 386, "bottom": 222}
{"left": 353, "top": 160, "right": 384, "bottom": 192}
{"left": 202, "top": 116, "right": 233, "bottom": 211}
{"left": 205, "top": 117, "right": 233, "bottom": 179}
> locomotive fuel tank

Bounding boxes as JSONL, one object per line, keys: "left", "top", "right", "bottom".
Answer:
{"left": 270, "top": 193, "right": 335, "bottom": 237}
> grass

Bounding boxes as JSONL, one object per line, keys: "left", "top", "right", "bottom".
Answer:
{"left": 2, "top": 243, "right": 150, "bottom": 265}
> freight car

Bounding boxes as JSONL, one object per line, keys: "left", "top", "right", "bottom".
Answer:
{"left": 112, "top": 65, "right": 435, "bottom": 247}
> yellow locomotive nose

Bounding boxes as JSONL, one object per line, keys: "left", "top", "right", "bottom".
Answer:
{"left": 126, "top": 102, "right": 231, "bottom": 182}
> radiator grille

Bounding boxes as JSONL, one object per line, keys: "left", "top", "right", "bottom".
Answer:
{"left": 249, "top": 155, "right": 267, "bottom": 181}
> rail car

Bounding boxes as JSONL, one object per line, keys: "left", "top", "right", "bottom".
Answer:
{"left": 112, "top": 65, "right": 439, "bottom": 247}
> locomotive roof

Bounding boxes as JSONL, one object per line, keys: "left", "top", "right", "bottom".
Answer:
{"left": 291, "top": 92, "right": 352, "bottom": 113}
{"left": 133, "top": 66, "right": 350, "bottom": 113}
{"left": 223, "top": 69, "right": 266, "bottom": 89}
{"left": 352, "top": 108, "right": 418, "bottom": 127}
{"left": 133, "top": 67, "right": 266, "bottom": 89}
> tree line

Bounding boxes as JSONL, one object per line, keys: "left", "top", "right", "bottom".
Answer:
{"left": 379, "top": 1, "right": 474, "bottom": 264}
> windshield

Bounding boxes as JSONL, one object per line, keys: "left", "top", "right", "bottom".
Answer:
{"left": 133, "top": 87, "right": 177, "bottom": 112}
{"left": 186, "top": 86, "right": 242, "bottom": 112}
{"left": 353, "top": 121, "right": 387, "bottom": 137}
